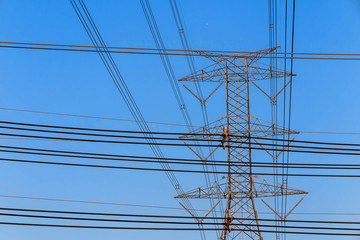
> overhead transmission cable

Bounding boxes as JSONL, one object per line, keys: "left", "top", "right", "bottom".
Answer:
{"left": 2, "top": 107, "right": 360, "bottom": 135}
{"left": 4, "top": 147, "right": 360, "bottom": 170}
{"left": 284, "top": 2, "right": 296, "bottom": 238}
{"left": 4, "top": 144, "right": 360, "bottom": 170}
{"left": 2, "top": 156, "right": 360, "bottom": 177}
{"left": 4, "top": 119, "right": 360, "bottom": 147}
{"left": 2, "top": 211, "right": 360, "bottom": 234}
{"left": 167, "top": 1, "right": 223, "bottom": 234}
{"left": 4, "top": 122, "right": 360, "bottom": 155}
{"left": 280, "top": 0, "right": 289, "bottom": 237}
{"left": 1, "top": 221, "right": 360, "bottom": 236}
{"left": 138, "top": 4, "right": 210, "bottom": 234}
{"left": 2, "top": 41, "right": 360, "bottom": 60}
{"left": 0, "top": 194, "right": 359, "bottom": 216}
{"left": 68, "top": 0, "right": 196, "bottom": 218}
{"left": 5, "top": 144, "right": 360, "bottom": 168}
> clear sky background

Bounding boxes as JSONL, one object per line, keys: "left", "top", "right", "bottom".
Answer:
{"left": 0, "top": 0, "right": 360, "bottom": 239}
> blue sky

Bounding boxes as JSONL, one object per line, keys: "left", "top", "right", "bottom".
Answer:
{"left": 0, "top": 0, "right": 360, "bottom": 239}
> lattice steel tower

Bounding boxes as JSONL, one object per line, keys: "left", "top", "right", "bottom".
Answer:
{"left": 175, "top": 48, "right": 307, "bottom": 240}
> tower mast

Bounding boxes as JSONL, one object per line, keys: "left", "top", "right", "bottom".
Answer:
{"left": 175, "top": 50, "right": 307, "bottom": 240}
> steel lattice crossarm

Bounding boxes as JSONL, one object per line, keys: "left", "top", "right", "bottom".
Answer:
{"left": 180, "top": 116, "right": 299, "bottom": 140}
{"left": 178, "top": 59, "right": 295, "bottom": 83}
{"left": 175, "top": 176, "right": 307, "bottom": 199}
{"left": 180, "top": 48, "right": 295, "bottom": 84}
{"left": 174, "top": 175, "right": 307, "bottom": 230}
{"left": 179, "top": 48, "right": 297, "bottom": 107}
{"left": 194, "top": 46, "right": 280, "bottom": 63}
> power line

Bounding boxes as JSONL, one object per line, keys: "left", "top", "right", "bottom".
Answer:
{"left": 139, "top": 0, "right": 195, "bottom": 133}
{"left": 2, "top": 211, "right": 360, "bottom": 233}
{"left": 0, "top": 221, "right": 359, "bottom": 236}
{"left": 69, "top": 0, "right": 196, "bottom": 217}
{"left": 5, "top": 206, "right": 360, "bottom": 224}
{"left": 4, "top": 119, "right": 360, "bottom": 149}
{"left": 168, "top": 1, "right": 222, "bottom": 232}
{"left": 0, "top": 107, "right": 193, "bottom": 127}
{"left": 0, "top": 194, "right": 188, "bottom": 210}
{"left": 2, "top": 106, "right": 360, "bottom": 135}
{"left": 0, "top": 194, "right": 358, "bottom": 216}
{"left": 4, "top": 128, "right": 360, "bottom": 156}
{"left": 2, "top": 44, "right": 360, "bottom": 61}
{"left": 4, "top": 145, "right": 360, "bottom": 170}
{"left": 1, "top": 41, "right": 360, "bottom": 60}
{"left": 2, "top": 156, "right": 360, "bottom": 177}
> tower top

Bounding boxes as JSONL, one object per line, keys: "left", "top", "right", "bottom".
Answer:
{"left": 179, "top": 47, "right": 295, "bottom": 83}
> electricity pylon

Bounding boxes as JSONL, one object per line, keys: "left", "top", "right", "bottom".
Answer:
{"left": 175, "top": 48, "right": 308, "bottom": 240}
